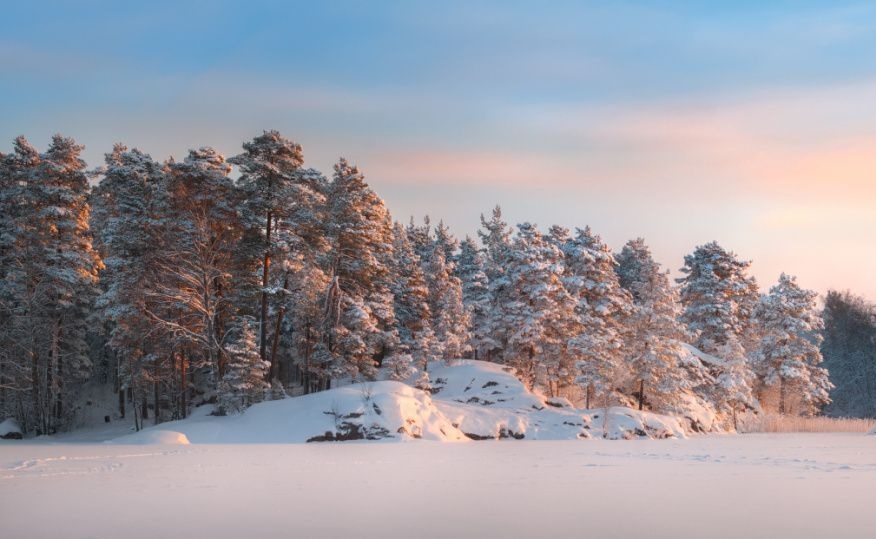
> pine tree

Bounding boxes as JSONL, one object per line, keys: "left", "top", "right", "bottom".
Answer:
{"left": 425, "top": 245, "right": 470, "bottom": 361}
{"left": 0, "top": 136, "right": 102, "bottom": 433}
{"left": 320, "top": 158, "right": 399, "bottom": 381}
{"left": 715, "top": 334, "right": 756, "bottom": 429}
{"left": 755, "top": 273, "right": 831, "bottom": 415}
{"left": 561, "top": 227, "right": 631, "bottom": 407}
{"left": 0, "top": 139, "right": 37, "bottom": 424}
{"left": 478, "top": 206, "right": 513, "bottom": 362}
{"left": 676, "top": 241, "right": 761, "bottom": 417}
{"left": 229, "top": 131, "right": 324, "bottom": 379}
{"left": 219, "top": 317, "right": 270, "bottom": 414}
{"left": 405, "top": 216, "right": 470, "bottom": 362}
{"left": 502, "top": 223, "right": 578, "bottom": 394}
{"left": 91, "top": 144, "right": 164, "bottom": 424}
{"left": 616, "top": 238, "right": 691, "bottom": 413}
{"left": 456, "top": 236, "right": 492, "bottom": 359}
{"left": 677, "top": 241, "right": 759, "bottom": 356}
{"left": 406, "top": 216, "right": 433, "bottom": 263}
{"left": 433, "top": 219, "right": 459, "bottom": 267}
{"left": 389, "top": 222, "right": 434, "bottom": 373}
{"left": 146, "top": 147, "right": 241, "bottom": 400}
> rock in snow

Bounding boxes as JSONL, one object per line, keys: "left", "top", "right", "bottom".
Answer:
{"left": 111, "top": 360, "right": 687, "bottom": 444}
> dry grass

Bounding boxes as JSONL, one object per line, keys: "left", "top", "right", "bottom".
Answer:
{"left": 739, "top": 413, "right": 876, "bottom": 434}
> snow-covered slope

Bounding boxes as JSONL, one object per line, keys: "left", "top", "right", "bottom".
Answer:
{"left": 429, "top": 360, "right": 685, "bottom": 440}
{"left": 112, "top": 360, "right": 687, "bottom": 444}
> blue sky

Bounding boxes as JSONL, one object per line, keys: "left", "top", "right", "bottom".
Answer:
{"left": 3, "top": 1, "right": 876, "bottom": 297}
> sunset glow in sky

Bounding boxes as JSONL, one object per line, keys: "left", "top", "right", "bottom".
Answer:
{"left": 3, "top": 1, "right": 876, "bottom": 298}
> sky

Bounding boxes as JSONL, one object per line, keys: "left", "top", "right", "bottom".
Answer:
{"left": 2, "top": 1, "right": 876, "bottom": 298}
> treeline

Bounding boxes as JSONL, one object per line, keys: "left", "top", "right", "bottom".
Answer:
{"left": 821, "top": 291, "right": 876, "bottom": 418}
{"left": 0, "top": 131, "right": 854, "bottom": 435}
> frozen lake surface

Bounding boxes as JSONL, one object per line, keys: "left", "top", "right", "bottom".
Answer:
{"left": 1, "top": 433, "right": 874, "bottom": 538}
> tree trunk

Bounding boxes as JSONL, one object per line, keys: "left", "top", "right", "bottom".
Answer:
{"left": 268, "top": 270, "right": 289, "bottom": 381}
{"left": 132, "top": 380, "right": 141, "bottom": 432}
{"left": 215, "top": 278, "right": 226, "bottom": 377}
{"left": 53, "top": 319, "right": 63, "bottom": 424}
{"left": 778, "top": 377, "right": 786, "bottom": 415}
{"left": 31, "top": 346, "right": 41, "bottom": 435}
{"left": 260, "top": 211, "right": 272, "bottom": 361}
{"left": 118, "top": 388, "right": 125, "bottom": 419}
{"left": 179, "top": 354, "right": 187, "bottom": 419}
{"left": 638, "top": 379, "right": 644, "bottom": 411}
{"left": 141, "top": 390, "right": 149, "bottom": 420}
{"left": 154, "top": 381, "right": 161, "bottom": 425}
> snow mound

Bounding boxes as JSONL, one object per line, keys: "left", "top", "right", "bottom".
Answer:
{"left": 1, "top": 418, "right": 23, "bottom": 439}
{"left": 113, "top": 429, "right": 191, "bottom": 445}
{"left": 430, "top": 360, "right": 686, "bottom": 441}
{"left": 114, "top": 381, "right": 467, "bottom": 444}
{"left": 111, "top": 360, "right": 689, "bottom": 444}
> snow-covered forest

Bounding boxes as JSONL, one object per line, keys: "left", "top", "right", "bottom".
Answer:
{"left": 1, "top": 131, "right": 873, "bottom": 436}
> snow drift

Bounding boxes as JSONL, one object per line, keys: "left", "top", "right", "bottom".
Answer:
{"left": 111, "top": 360, "right": 688, "bottom": 444}
{"left": 114, "top": 429, "right": 191, "bottom": 445}
{"left": 0, "top": 418, "right": 23, "bottom": 439}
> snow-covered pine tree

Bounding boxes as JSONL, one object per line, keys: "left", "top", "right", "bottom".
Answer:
{"left": 755, "top": 273, "right": 831, "bottom": 415}
{"left": 616, "top": 238, "right": 691, "bottom": 413}
{"left": 146, "top": 148, "right": 241, "bottom": 400}
{"left": 501, "top": 223, "right": 578, "bottom": 393}
{"left": 230, "top": 132, "right": 325, "bottom": 379}
{"left": 0, "top": 139, "right": 35, "bottom": 425}
{"left": 676, "top": 242, "right": 760, "bottom": 416}
{"left": 91, "top": 144, "right": 165, "bottom": 424}
{"left": 455, "top": 236, "right": 492, "bottom": 360}
{"left": 406, "top": 216, "right": 469, "bottom": 363}
{"left": 0, "top": 136, "right": 102, "bottom": 433}
{"left": 561, "top": 226, "right": 632, "bottom": 408}
{"left": 478, "top": 206, "right": 513, "bottom": 362}
{"left": 261, "top": 167, "right": 332, "bottom": 390}
{"left": 677, "top": 241, "right": 759, "bottom": 356}
{"left": 0, "top": 140, "right": 34, "bottom": 424}
{"left": 320, "top": 158, "right": 399, "bottom": 381}
{"left": 406, "top": 216, "right": 433, "bottom": 263}
{"left": 219, "top": 317, "right": 270, "bottom": 414}
{"left": 433, "top": 219, "right": 459, "bottom": 268}
{"left": 424, "top": 244, "right": 470, "bottom": 362}
{"left": 389, "top": 222, "right": 434, "bottom": 376}
{"left": 715, "top": 334, "right": 756, "bottom": 429}
{"left": 478, "top": 206, "right": 512, "bottom": 281}
{"left": 276, "top": 257, "right": 331, "bottom": 393}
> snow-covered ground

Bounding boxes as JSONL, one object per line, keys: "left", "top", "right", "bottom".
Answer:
{"left": 2, "top": 361, "right": 872, "bottom": 537}
{"left": 2, "top": 434, "right": 874, "bottom": 538}
{"left": 91, "top": 360, "right": 692, "bottom": 445}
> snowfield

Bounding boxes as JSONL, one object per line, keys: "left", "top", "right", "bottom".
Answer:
{"left": 2, "top": 434, "right": 874, "bottom": 538}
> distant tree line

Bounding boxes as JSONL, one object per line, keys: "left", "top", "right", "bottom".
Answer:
{"left": 1, "top": 131, "right": 868, "bottom": 435}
